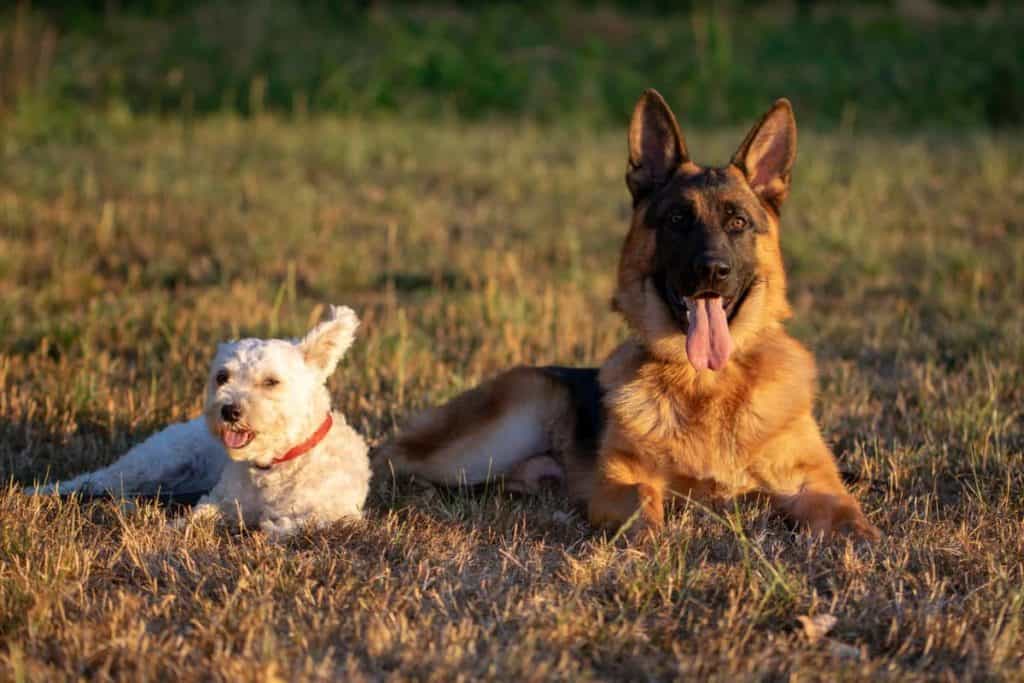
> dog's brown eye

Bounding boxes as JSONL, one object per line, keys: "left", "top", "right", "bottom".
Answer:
{"left": 670, "top": 213, "right": 684, "bottom": 224}
{"left": 215, "top": 370, "right": 230, "bottom": 385}
{"left": 728, "top": 216, "right": 748, "bottom": 231}
{"left": 263, "top": 377, "right": 280, "bottom": 388}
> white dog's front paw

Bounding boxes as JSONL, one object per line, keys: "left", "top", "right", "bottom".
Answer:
{"left": 259, "top": 516, "right": 305, "bottom": 540}
{"left": 173, "top": 501, "right": 222, "bottom": 531}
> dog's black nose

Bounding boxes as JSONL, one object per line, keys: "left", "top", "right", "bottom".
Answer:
{"left": 221, "top": 404, "right": 242, "bottom": 422}
{"left": 697, "top": 257, "right": 731, "bottom": 283}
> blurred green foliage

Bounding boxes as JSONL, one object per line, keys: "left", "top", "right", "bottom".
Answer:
{"left": 2, "top": 1, "right": 1022, "bottom": 128}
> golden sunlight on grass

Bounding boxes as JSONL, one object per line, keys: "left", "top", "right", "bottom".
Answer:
{"left": 1, "top": 116, "right": 1022, "bottom": 679}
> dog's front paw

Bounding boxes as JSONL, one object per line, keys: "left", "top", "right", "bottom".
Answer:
{"left": 174, "top": 502, "right": 222, "bottom": 531}
{"left": 836, "top": 512, "right": 881, "bottom": 543}
{"left": 259, "top": 516, "right": 301, "bottom": 541}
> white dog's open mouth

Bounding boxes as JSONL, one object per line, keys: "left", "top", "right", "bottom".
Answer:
{"left": 220, "top": 427, "right": 255, "bottom": 450}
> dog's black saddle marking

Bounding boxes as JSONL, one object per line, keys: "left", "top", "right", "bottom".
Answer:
{"left": 540, "top": 366, "right": 605, "bottom": 456}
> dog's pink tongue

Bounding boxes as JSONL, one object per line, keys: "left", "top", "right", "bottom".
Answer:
{"left": 685, "top": 297, "right": 734, "bottom": 372}
{"left": 223, "top": 430, "right": 248, "bottom": 449}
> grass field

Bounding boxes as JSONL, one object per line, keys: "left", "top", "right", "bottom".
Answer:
{"left": 1, "top": 112, "right": 1023, "bottom": 680}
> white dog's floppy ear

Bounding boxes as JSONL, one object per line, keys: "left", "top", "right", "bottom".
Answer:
{"left": 298, "top": 305, "right": 359, "bottom": 380}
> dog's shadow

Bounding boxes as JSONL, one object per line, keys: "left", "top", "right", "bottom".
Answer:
{"left": 360, "top": 470, "right": 781, "bottom": 561}
{"left": 365, "top": 470, "right": 593, "bottom": 548}
{"left": 331, "top": 472, "right": 848, "bottom": 617}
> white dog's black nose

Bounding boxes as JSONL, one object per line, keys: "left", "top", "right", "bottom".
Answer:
{"left": 221, "top": 404, "right": 242, "bottom": 422}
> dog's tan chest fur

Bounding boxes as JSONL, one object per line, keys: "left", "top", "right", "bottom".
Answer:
{"left": 599, "top": 330, "right": 818, "bottom": 499}
{"left": 601, "top": 343, "right": 745, "bottom": 497}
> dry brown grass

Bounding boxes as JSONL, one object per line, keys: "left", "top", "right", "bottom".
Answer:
{"left": 1, "top": 115, "right": 1022, "bottom": 680}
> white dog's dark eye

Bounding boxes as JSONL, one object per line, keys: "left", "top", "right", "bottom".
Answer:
{"left": 263, "top": 377, "right": 280, "bottom": 388}
{"left": 215, "top": 369, "right": 229, "bottom": 385}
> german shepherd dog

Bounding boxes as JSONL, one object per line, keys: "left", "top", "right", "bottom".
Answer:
{"left": 380, "top": 90, "right": 879, "bottom": 541}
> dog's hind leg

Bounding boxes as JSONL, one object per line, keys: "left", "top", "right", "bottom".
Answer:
{"left": 26, "top": 417, "right": 227, "bottom": 499}
{"left": 379, "top": 367, "right": 576, "bottom": 488}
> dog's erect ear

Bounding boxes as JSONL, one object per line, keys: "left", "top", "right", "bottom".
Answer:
{"left": 298, "top": 305, "right": 359, "bottom": 380}
{"left": 731, "top": 99, "right": 797, "bottom": 213}
{"left": 627, "top": 89, "right": 688, "bottom": 201}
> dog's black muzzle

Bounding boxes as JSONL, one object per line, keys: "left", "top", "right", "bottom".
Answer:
{"left": 654, "top": 259, "right": 753, "bottom": 333}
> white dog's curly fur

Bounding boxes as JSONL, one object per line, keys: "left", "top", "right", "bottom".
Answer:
{"left": 28, "top": 305, "right": 370, "bottom": 539}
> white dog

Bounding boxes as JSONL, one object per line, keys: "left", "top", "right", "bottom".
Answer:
{"left": 28, "top": 305, "right": 371, "bottom": 539}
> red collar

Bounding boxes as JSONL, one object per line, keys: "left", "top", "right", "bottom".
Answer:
{"left": 261, "top": 413, "right": 333, "bottom": 468}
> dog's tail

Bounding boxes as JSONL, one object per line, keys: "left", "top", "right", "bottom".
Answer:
{"left": 377, "top": 366, "right": 601, "bottom": 494}
{"left": 24, "top": 417, "right": 225, "bottom": 501}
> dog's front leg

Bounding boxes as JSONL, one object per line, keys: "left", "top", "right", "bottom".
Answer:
{"left": 754, "top": 416, "right": 880, "bottom": 541}
{"left": 588, "top": 447, "right": 665, "bottom": 541}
